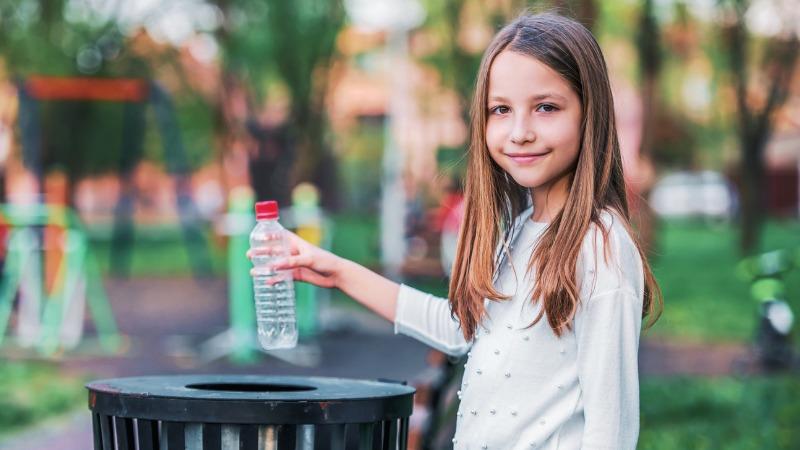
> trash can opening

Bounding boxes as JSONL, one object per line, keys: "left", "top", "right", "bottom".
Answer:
{"left": 186, "top": 382, "right": 317, "bottom": 393}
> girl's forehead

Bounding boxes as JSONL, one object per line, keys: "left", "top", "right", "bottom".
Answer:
{"left": 487, "top": 51, "right": 575, "bottom": 100}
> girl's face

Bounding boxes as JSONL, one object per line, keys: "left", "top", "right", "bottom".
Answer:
{"left": 485, "top": 50, "right": 582, "bottom": 193}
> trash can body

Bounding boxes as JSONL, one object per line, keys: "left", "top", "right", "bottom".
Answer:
{"left": 87, "top": 375, "right": 415, "bottom": 450}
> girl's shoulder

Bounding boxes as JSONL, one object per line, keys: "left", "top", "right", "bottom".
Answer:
{"left": 577, "top": 209, "right": 644, "bottom": 298}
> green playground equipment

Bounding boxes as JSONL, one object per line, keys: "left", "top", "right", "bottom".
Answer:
{"left": 736, "top": 247, "right": 798, "bottom": 370}
{"left": 226, "top": 187, "right": 258, "bottom": 363}
{"left": 0, "top": 203, "right": 121, "bottom": 356}
{"left": 290, "top": 182, "right": 330, "bottom": 339}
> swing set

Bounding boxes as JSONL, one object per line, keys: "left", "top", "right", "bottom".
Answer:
{"left": 0, "top": 76, "right": 212, "bottom": 355}
{"left": 0, "top": 203, "right": 119, "bottom": 354}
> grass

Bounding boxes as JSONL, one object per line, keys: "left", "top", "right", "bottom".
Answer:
{"left": 87, "top": 213, "right": 379, "bottom": 278}
{"left": 647, "top": 218, "right": 800, "bottom": 344}
{"left": 639, "top": 375, "right": 800, "bottom": 449}
{"left": 88, "top": 225, "right": 228, "bottom": 277}
{"left": 0, "top": 362, "right": 86, "bottom": 436}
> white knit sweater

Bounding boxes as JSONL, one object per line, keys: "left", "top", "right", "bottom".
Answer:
{"left": 394, "top": 207, "right": 644, "bottom": 449}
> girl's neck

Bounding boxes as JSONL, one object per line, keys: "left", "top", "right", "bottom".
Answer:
{"left": 529, "top": 175, "right": 571, "bottom": 223}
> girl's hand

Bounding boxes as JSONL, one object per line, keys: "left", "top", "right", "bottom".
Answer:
{"left": 247, "top": 231, "right": 341, "bottom": 289}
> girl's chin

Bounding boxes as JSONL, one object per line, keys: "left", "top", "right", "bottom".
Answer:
{"left": 506, "top": 174, "right": 545, "bottom": 189}
{"left": 505, "top": 167, "right": 574, "bottom": 192}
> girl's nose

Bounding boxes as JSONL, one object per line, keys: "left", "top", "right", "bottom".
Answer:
{"left": 509, "top": 116, "right": 536, "bottom": 145}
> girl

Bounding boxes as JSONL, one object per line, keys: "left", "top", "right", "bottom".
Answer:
{"left": 258, "top": 12, "right": 662, "bottom": 450}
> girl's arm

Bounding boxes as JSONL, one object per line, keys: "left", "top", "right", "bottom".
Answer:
{"left": 255, "top": 232, "right": 471, "bottom": 356}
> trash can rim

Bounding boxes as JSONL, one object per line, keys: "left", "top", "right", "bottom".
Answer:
{"left": 86, "top": 374, "right": 416, "bottom": 425}
{"left": 86, "top": 374, "right": 416, "bottom": 402}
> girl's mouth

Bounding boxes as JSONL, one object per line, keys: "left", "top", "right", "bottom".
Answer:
{"left": 506, "top": 152, "right": 549, "bottom": 164}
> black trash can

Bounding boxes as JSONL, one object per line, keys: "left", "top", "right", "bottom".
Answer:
{"left": 87, "top": 375, "right": 415, "bottom": 450}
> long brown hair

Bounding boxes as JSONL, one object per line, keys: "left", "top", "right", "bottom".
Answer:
{"left": 449, "top": 12, "right": 662, "bottom": 340}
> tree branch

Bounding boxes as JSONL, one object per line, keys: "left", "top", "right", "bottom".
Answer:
{"left": 753, "top": 35, "right": 799, "bottom": 145}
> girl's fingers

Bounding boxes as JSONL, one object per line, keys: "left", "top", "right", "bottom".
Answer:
{"left": 249, "top": 267, "right": 334, "bottom": 288}
{"left": 248, "top": 247, "right": 302, "bottom": 259}
{"left": 250, "top": 253, "right": 314, "bottom": 274}
{"left": 273, "top": 253, "right": 314, "bottom": 270}
{"left": 249, "top": 232, "right": 307, "bottom": 259}
{"left": 248, "top": 248, "right": 268, "bottom": 257}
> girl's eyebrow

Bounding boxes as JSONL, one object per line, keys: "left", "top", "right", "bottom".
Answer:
{"left": 488, "top": 92, "right": 567, "bottom": 103}
{"left": 532, "top": 92, "right": 567, "bottom": 102}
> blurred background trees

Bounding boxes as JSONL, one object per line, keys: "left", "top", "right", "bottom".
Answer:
{"left": 210, "top": 0, "right": 345, "bottom": 207}
{"left": 719, "top": 0, "right": 798, "bottom": 254}
{"left": 3, "top": 0, "right": 796, "bottom": 254}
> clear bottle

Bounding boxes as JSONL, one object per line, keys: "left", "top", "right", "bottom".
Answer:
{"left": 250, "top": 200, "right": 298, "bottom": 350}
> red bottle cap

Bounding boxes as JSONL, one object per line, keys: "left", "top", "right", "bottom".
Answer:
{"left": 255, "top": 201, "right": 279, "bottom": 220}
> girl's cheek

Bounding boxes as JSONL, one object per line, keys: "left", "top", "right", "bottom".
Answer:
{"left": 549, "top": 119, "right": 580, "bottom": 147}
{"left": 485, "top": 121, "right": 508, "bottom": 148}
{"left": 559, "top": 112, "right": 582, "bottom": 141}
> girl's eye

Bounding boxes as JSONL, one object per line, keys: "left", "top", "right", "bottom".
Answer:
{"left": 490, "top": 105, "right": 510, "bottom": 115}
{"left": 536, "top": 104, "right": 558, "bottom": 113}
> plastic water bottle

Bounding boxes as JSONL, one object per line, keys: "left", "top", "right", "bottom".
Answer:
{"left": 250, "top": 200, "right": 298, "bottom": 350}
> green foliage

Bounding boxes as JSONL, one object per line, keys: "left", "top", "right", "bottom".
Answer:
{"left": 264, "top": 0, "right": 343, "bottom": 119}
{"left": 0, "top": 0, "right": 91, "bottom": 76}
{"left": 419, "top": 0, "right": 597, "bottom": 115}
{"left": 162, "top": 93, "right": 216, "bottom": 172}
{"left": 417, "top": 0, "right": 545, "bottom": 122}
{"left": 0, "top": 362, "right": 86, "bottom": 435}
{"left": 418, "top": 0, "right": 485, "bottom": 118}
{"left": 640, "top": 376, "right": 800, "bottom": 449}
{"left": 336, "top": 120, "right": 385, "bottom": 213}
{"left": 217, "top": 1, "right": 272, "bottom": 77}
{"left": 0, "top": 0, "right": 217, "bottom": 183}
{"left": 212, "top": 0, "right": 346, "bottom": 182}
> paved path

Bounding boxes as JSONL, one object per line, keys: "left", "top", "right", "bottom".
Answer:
{"left": 641, "top": 338, "right": 752, "bottom": 377}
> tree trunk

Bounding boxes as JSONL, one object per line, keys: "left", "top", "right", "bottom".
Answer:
{"left": 723, "top": 2, "right": 799, "bottom": 255}
{"left": 634, "top": 0, "right": 661, "bottom": 257}
{"left": 739, "top": 132, "right": 766, "bottom": 254}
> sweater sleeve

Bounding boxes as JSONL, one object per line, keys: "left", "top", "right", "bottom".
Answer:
{"left": 574, "top": 288, "right": 642, "bottom": 450}
{"left": 393, "top": 284, "right": 471, "bottom": 357}
{"left": 573, "top": 212, "right": 645, "bottom": 450}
